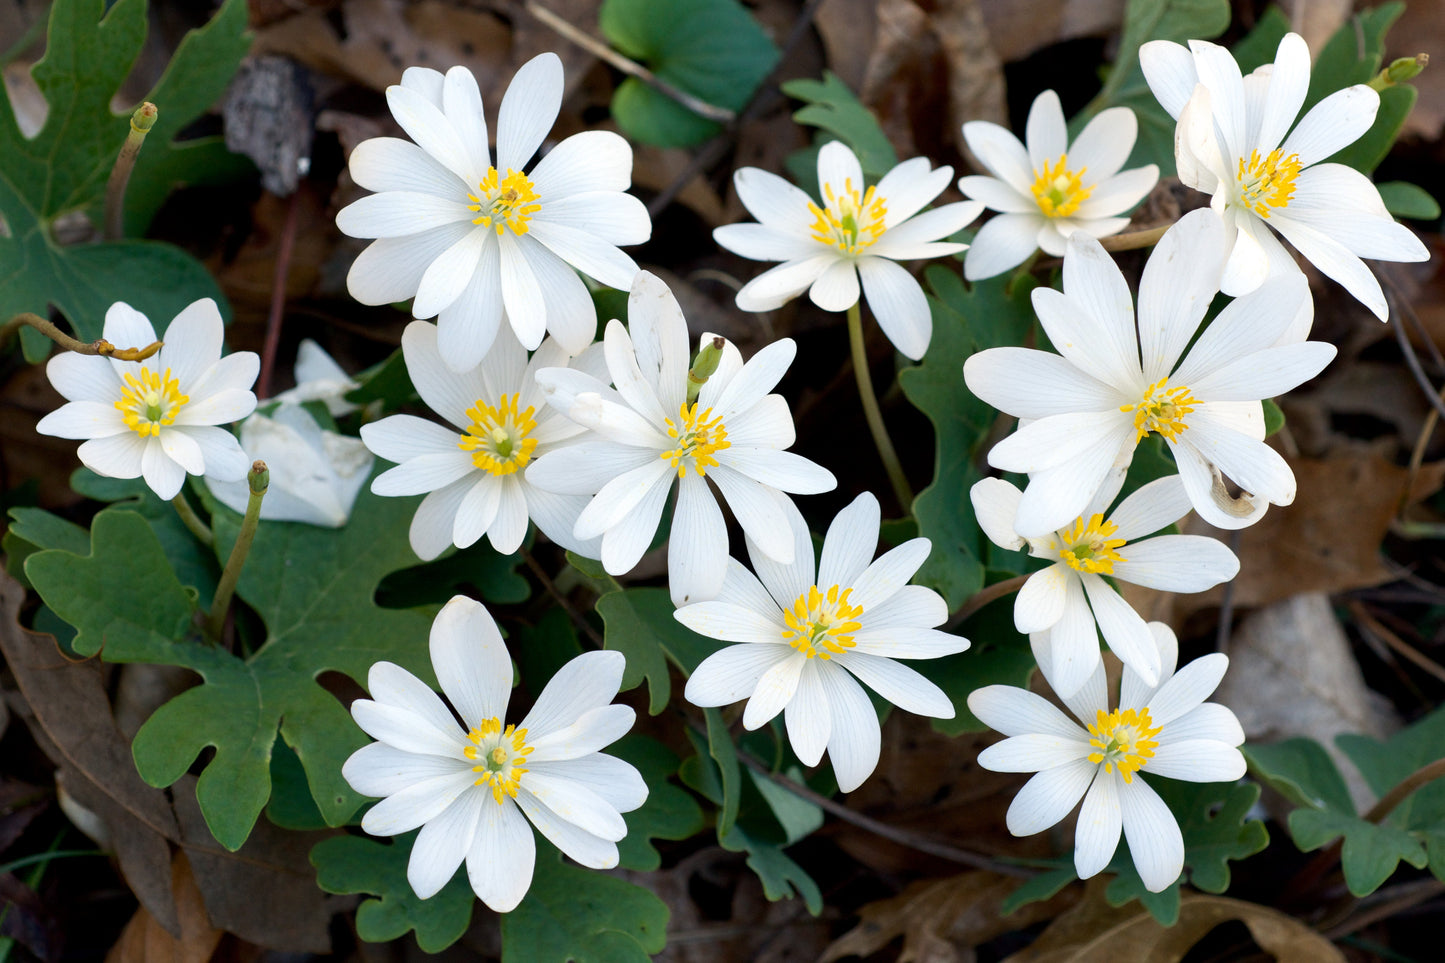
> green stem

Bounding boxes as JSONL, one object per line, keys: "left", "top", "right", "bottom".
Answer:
{"left": 104, "top": 102, "right": 157, "bottom": 241}
{"left": 846, "top": 302, "right": 914, "bottom": 512}
{"left": 171, "top": 493, "right": 213, "bottom": 547}
{"left": 205, "top": 462, "right": 268, "bottom": 641}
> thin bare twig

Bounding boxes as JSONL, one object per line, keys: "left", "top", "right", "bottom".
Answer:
{"left": 520, "top": 547, "right": 604, "bottom": 648}
{"left": 947, "top": 574, "right": 1028, "bottom": 630}
{"left": 1348, "top": 599, "right": 1445, "bottom": 685}
{"left": 1382, "top": 269, "right": 1445, "bottom": 425}
{"left": 257, "top": 191, "right": 302, "bottom": 399}
{"left": 1097, "top": 224, "right": 1170, "bottom": 251}
{"left": 1215, "top": 528, "right": 1242, "bottom": 654}
{"left": 1, "top": 313, "right": 161, "bottom": 360}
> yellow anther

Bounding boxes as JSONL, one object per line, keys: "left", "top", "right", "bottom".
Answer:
{"left": 808, "top": 178, "right": 887, "bottom": 256}
{"left": 1031, "top": 153, "right": 1093, "bottom": 218}
{"left": 1236, "top": 148, "right": 1302, "bottom": 218}
{"left": 467, "top": 167, "right": 542, "bottom": 235}
{"left": 659, "top": 403, "right": 730, "bottom": 478}
{"left": 1119, "top": 378, "right": 1200, "bottom": 443}
{"left": 464, "top": 718, "right": 533, "bottom": 805}
{"left": 115, "top": 367, "right": 189, "bottom": 438}
{"left": 459, "top": 393, "right": 538, "bottom": 475}
{"left": 1086, "top": 707, "right": 1161, "bottom": 783}
{"left": 781, "top": 584, "right": 864, "bottom": 659}
{"left": 1056, "top": 513, "right": 1127, "bottom": 575}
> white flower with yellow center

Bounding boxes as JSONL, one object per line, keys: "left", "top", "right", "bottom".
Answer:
{"left": 527, "top": 271, "right": 836, "bottom": 606}
{"left": 969, "top": 623, "right": 1245, "bottom": 892}
{"left": 963, "top": 208, "right": 1336, "bottom": 536}
{"left": 713, "top": 141, "right": 983, "bottom": 360}
{"left": 971, "top": 473, "right": 1238, "bottom": 697}
{"left": 959, "top": 90, "right": 1159, "bottom": 281}
{"left": 342, "top": 596, "right": 645, "bottom": 912}
{"left": 1141, "top": 33, "right": 1428, "bottom": 319}
{"left": 360, "top": 320, "right": 605, "bottom": 559}
{"left": 36, "top": 299, "right": 257, "bottom": 501}
{"left": 677, "top": 493, "right": 969, "bottom": 791}
{"left": 335, "top": 54, "right": 650, "bottom": 370}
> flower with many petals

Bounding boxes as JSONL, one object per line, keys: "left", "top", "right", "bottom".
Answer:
{"left": 336, "top": 54, "right": 650, "bottom": 369}
{"left": 361, "top": 321, "right": 605, "bottom": 559}
{"left": 1141, "top": 33, "right": 1428, "bottom": 319}
{"left": 714, "top": 141, "right": 982, "bottom": 360}
{"left": 963, "top": 209, "right": 1335, "bottom": 535}
{"left": 969, "top": 623, "right": 1246, "bottom": 892}
{"left": 972, "top": 474, "right": 1238, "bottom": 697}
{"left": 36, "top": 299, "right": 257, "bottom": 501}
{"left": 960, "top": 90, "right": 1159, "bottom": 280}
{"left": 528, "top": 271, "right": 836, "bottom": 605}
{"left": 678, "top": 492, "right": 969, "bottom": 791}
{"left": 343, "top": 595, "right": 645, "bottom": 912}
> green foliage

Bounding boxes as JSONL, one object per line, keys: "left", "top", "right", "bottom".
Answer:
{"left": 609, "top": 735, "right": 707, "bottom": 872}
{"left": 77, "top": 470, "right": 220, "bottom": 603}
{"left": 1246, "top": 709, "right": 1445, "bottom": 896}
{"left": 781, "top": 72, "right": 899, "bottom": 193}
{"left": 928, "top": 596, "right": 1037, "bottom": 735}
{"left": 899, "top": 268, "right": 1037, "bottom": 611}
{"left": 1308, "top": 3, "right": 1410, "bottom": 175}
{"left": 345, "top": 346, "right": 417, "bottom": 411}
{"left": 597, "top": 587, "right": 722, "bottom": 714}
{"left": 311, "top": 833, "right": 474, "bottom": 953}
{"left": 3, "top": 507, "right": 90, "bottom": 588}
{"left": 1078, "top": 0, "right": 1231, "bottom": 170}
{"left": 0, "top": 0, "right": 249, "bottom": 361}
{"left": 374, "top": 540, "right": 530, "bottom": 608}
{"left": 599, "top": 0, "right": 778, "bottom": 148}
{"left": 1377, "top": 182, "right": 1441, "bottom": 221}
{"left": 1230, "top": 6, "right": 1291, "bottom": 74}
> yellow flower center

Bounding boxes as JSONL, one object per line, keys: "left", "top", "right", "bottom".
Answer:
{"left": 459, "top": 393, "right": 538, "bottom": 476}
{"left": 467, "top": 167, "right": 542, "bottom": 235}
{"left": 808, "top": 178, "right": 887, "bottom": 256}
{"left": 115, "top": 367, "right": 189, "bottom": 438}
{"left": 464, "top": 718, "right": 533, "bottom": 805}
{"left": 1031, "top": 153, "right": 1093, "bottom": 218}
{"left": 1087, "top": 707, "right": 1161, "bottom": 783}
{"left": 1056, "top": 513, "right": 1127, "bottom": 575}
{"left": 781, "top": 584, "right": 863, "bottom": 659}
{"left": 1119, "top": 377, "right": 1200, "bottom": 443}
{"left": 1235, "top": 148, "right": 1301, "bottom": 219}
{"left": 660, "top": 403, "right": 729, "bottom": 478}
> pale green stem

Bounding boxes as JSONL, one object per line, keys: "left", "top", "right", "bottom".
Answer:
{"left": 846, "top": 302, "right": 914, "bottom": 512}
{"left": 170, "top": 493, "right": 213, "bottom": 547}
{"left": 104, "top": 102, "right": 157, "bottom": 241}
{"left": 205, "top": 462, "right": 268, "bottom": 641}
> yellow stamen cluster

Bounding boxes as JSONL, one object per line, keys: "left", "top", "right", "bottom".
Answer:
{"left": 1057, "top": 514, "right": 1127, "bottom": 575}
{"left": 1236, "top": 148, "right": 1302, "bottom": 218}
{"left": 459, "top": 393, "right": 539, "bottom": 476}
{"left": 467, "top": 167, "right": 542, "bottom": 235}
{"left": 1119, "top": 378, "right": 1200, "bottom": 443}
{"left": 782, "top": 584, "right": 864, "bottom": 660}
{"left": 115, "top": 367, "right": 189, "bottom": 438}
{"left": 464, "top": 718, "right": 533, "bottom": 805}
{"left": 808, "top": 178, "right": 887, "bottom": 256}
{"left": 1086, "top": 707, "right": 1161, "bottom": 783}
{"left": 1031, "top": 153, "right": 1093, "bottom": 218}
{"left": 660, "top": 403, "right": 729, "bottom": 477}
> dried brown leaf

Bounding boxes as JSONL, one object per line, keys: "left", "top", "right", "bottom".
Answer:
{"left": 106, "top": 852, "right": 223, "bottom": 963}
{"left": 977, "top": 0, "right": 1124, "bottom": 63}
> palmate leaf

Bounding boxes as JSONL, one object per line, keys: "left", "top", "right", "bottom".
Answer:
{"left": 0, "top": 0, "right": 249, "bottom": 360}
{"left": 24, "top": 479, "right": 437, "bottom": 851}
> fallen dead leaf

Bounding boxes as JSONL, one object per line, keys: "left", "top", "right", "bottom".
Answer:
{"left": 821, "top": 870, "right": 1078, "bottom": 963}
{"left": 1279, "top": 0, "right": 1352, "bottom": 64}
{"left": 977, "top": 0, "right": 1123, "bottom": 63}
{"left": 1002, "top": 878, "right": 1345, "bottom": 963}
{"left": 106, "top": 851, "right": 223, "bottom": 963}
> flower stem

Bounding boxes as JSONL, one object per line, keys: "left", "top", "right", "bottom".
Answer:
{"left": 0, "top": 312, "right": 161, "bottom": 360}
{"left": 1098, "top": 224, "right": 1170, "bottom": 252}
{"left": 205, "top": 462, "right": 268, "bottom": 642}
{"left": 846, "top": 302, "right": 914, "bottom": 512}
{"left": 1364, "top": 757, "right": 1445, "bottom": 824}
{"left": 170, "top": 493, "right": 213, "bottom": 548}
{"left": 104, "top": 102, "right": 158, "bottom": 241}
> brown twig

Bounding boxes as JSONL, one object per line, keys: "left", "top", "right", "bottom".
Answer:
{"left": 1214, "top": 528, "right": 1242, "bottom": 654}
{"left": 1097, "top": 224, "right": 1170, "bottom": 251}
{"left": 1363, "top": 757, "right": 1445, "bottom": 824}
{"left": 256, "top": 191, "right": 302, "bottom": 399}
{"left": 520, "top": 547, "right": 604, "bottom": 648}
{"left": 947, "top": 574, "right": 1028, "bottom": 630}
{"left": 1383, "top": 270, "right": 1445, "bottom": 426}
{"left": 1348, "top": 599, "right": 1445, "bottom": 685}
{"left": 1, "top": 313, "right": 161, "bottom": 360}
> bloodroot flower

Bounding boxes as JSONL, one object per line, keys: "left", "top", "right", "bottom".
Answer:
{"left": 969, "top": 623, "right": 1246, "bottom": 892}
{"left": 36, "top": 299, "right": 257, "bottom": 501}
{"left": 342, "top": 595, "right": 645, "bottom": 912}
{"left": 336, "top": 54, "right": 650, "bottom": 369}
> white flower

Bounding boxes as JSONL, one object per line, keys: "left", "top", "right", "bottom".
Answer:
{"left": 342, "top": 595, "right": 645, "bottom": 912}
{"left": 1140, "top": 33, "right": 1428, "bottom": 319}
{"left": 963, "top": 208, "right": 1336, "bottom": 536}
{"left": 971, "top": 474, "right": 1238, "bottom": 697}
{"left": 960, "top": 90, "right": 1159, "bottom": 281}
{"left": 677, "top": 492, "right": 969, "bottom": 791}
{"left": 272, "top": 339, "right": 360, "bottom": 417}
{"left": 528, "top": 271, "right": 836, "bottom": 605}
{"left": 714, "top": 141, "right": 983, "bottom": 360}
{"left": 336, "top": 54, "right": 651, "bottom": 370}
{"left": 969, "top": 623, "right": 1246, "bottom": 892}
{"left": 36, "top": 299, "right": 258, "bottom": 501}
{"left": 206, "top": 404, "right": 373, "bottom": 527}
{"left": 360, "top": 320, "right": 604, "bottom": 560}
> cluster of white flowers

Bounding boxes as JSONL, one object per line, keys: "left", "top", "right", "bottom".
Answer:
{"left": 29, "top": 29, "right": 1430, "bottom": 912}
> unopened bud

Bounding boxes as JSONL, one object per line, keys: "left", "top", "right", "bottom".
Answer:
{"left": 687, "top": 336, "right": 726, "bottom": 403}
{"left": 1370, "top": 54, "right": 1428, "bottom": 91}
{"left": 248, "top": 460, "right": 270, "bottom": 495}
{"left": 130, "top": 102, "right": 158, "bottom": 134}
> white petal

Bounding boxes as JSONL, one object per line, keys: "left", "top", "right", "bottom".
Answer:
{"left": 1137, "top": 208, "right": 1225, "bottom": 383}
{"left": 714, "top": 222, "right": 819, "bottom": 262}
{"left": 412, "top": 227, "right": 487, "bottom": 319}
{"left": 386, "top": 82, "right": 478, "bottom": 183}
{"left": 716, "top": 447, "right": 834, "bottom": 495}
{"left": 1014, "top": 565, "right": 1069, "bottom": 634}
{"left": 708, "top": 464, "right": 793, "bottom": 562}
{"left": 1255, "top": 33, "right": 1310, "bottom": 153}
{"left": 336, "top": 191, "right": 472, "bottom": 239}
{"left": 967, "top": 684, "right": 1084, "bottom": 739}
{"left": 158, "top": 300, "right": 224, "bottom": 389}
{"left": 1280, "top": 84, "right": 1379, "bottom": 167}
{"left": 1113, "top": 535, "right": 1240, "bottom": 592}
{"left": 1145, "top": 740, "right": 1247, "bottom": 782}
{"left": 848, "top": 625, "right": 969, "bottom": 659}
{"left": 525, "top": 441, "right": 656, "bottom": 496}
{"left": 343, "top": 742, "right": 470, "bottom": 799}
{"left": 1073, "top": 166, "right": 1159, "bottom": 220}
{"left": 362, "top": 770, "right": 477, "bottom": 835}
{"left": 1025, "top": 89, "right": 1068, "bottom": 174}
{"left": 731, "top": 166, "right": 818, "bottom": 235}
{"left": 970, "top": 477, "right": 1026, "bottom": 551}
{"left": 963, "top": 213, "right": 1043, "bottom": 280}
{"left": 857, "top": 256, "right": 930, "bottom": 360}
{"left": 1155, "top": 703, "right": 1244, "bottom": 747}
{"left": 36, "top": 401, "right": 126, "bottom": 440}
{"left": 520, "top": 649, "right": 625, "bottom": 739}
{"left": 598, "top": 470, "right": 672, "bottom": 576}
{"left": 514, "top": 788, "right": 618, "bottom": 870}
{"left": 1068, "top": 107, "right": 1138, "bottom": 182}
{"left": 344, "top": 224, "right": 473, "bottom": 306}
{"left": 1107, "top": 475, "right": 1192, "bottom": 541}
{"left": 528, "top": 220, "right": 639, "bottom": 291}
{"left": 1073, "top": 768, "right": 1122, "bottom": 879}
{"left": 807, "top": 258, "right": 861, "bottom": 312}
{"left": 1041, "top": 574, "right": 1101, "bottom": 699}
{"left": 430, "top": 595, "right": 512, "bottom": 727}
{"left": 350, "top": 136, "right": 467, "bottom": 198}
{"left": 746, "top": 493, "right": 813, "bottom": 609}
{"left": 744, "top": 653, "right": 804, "bottom": 729}
{"left": 407, "top": 792, "right": 480, "bottom": 898}
{"left": 465, "top": 798, "right": 535, "bottom": 912}
{"left": 819, "top": 663, "right": 881, "bottom": 792}
{"left": 371, "top": 451, "right": 474, "bottom": 496}
{"left": 1145, "top": 652, "right": 1229, "bottom": 726}
{"left": 575, "top": 459, "right": 673, "bottom": 540}
{"left": 367, "top": 661, "right": 465, "bottom": 736}
{"left": 669, "top": 473, "right": 729, "bottom": 606}
{"left": 833, "top": 652, "right": 953, "bottom": 718}
{"left": 499, "top": 234, "right": 548, "bottom": 349}
{"left": 528, "top": 753, "right": 648, "bottom": 813}
{"left": 521, "top": 770, "right": 627, "bottom": 841}
{"left": 818, "top": 492, "right": 880, "bottom": 590}
{"left": 963, "top": 120, "right": 1034, "bottom": 194}
{"left": 849, "top": 538, "right": 931, "bottom": 611}
{"left": 684, "top": 643, "right": 792, "bottom": 706}
{"left": 978, "top": 733, "right": 1094, "bottom": 772}
{"left": 1081, "top": 573, "right": 1160, "bottom": 688}
{"left": 140, "top": 437, "right": 186, "bottom": 499}
{"left": 530, "top": 130, "right": 633, "bottom": 199}
{"left": 408, "top": 478, "right": 471, "bottom": 561}
{"left": 1119, "top": 777, "right": 1185, "bottom": 892}
{"left": 527, "top": 703, "right": 635, "bottom": 762}
{"left": 785, "top": 659, "right": 830, "bottom": 766}
{"left": 958, "top": 174, "right": 1036, "bottom": 214}
{"left": 1140, "top": 40, "right": 1199, "bottom": 119}
{"left": 496, "top": 52, "right": 562, "bottom": 173}
{"left": 45, "top": 352, "right": 119, "bottom": 404}
{"left": 736, "top": 255, "right": 834, "bottom": 311}
{"left": 1007, "top": 759, "right": 1097, "bottom": 835}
